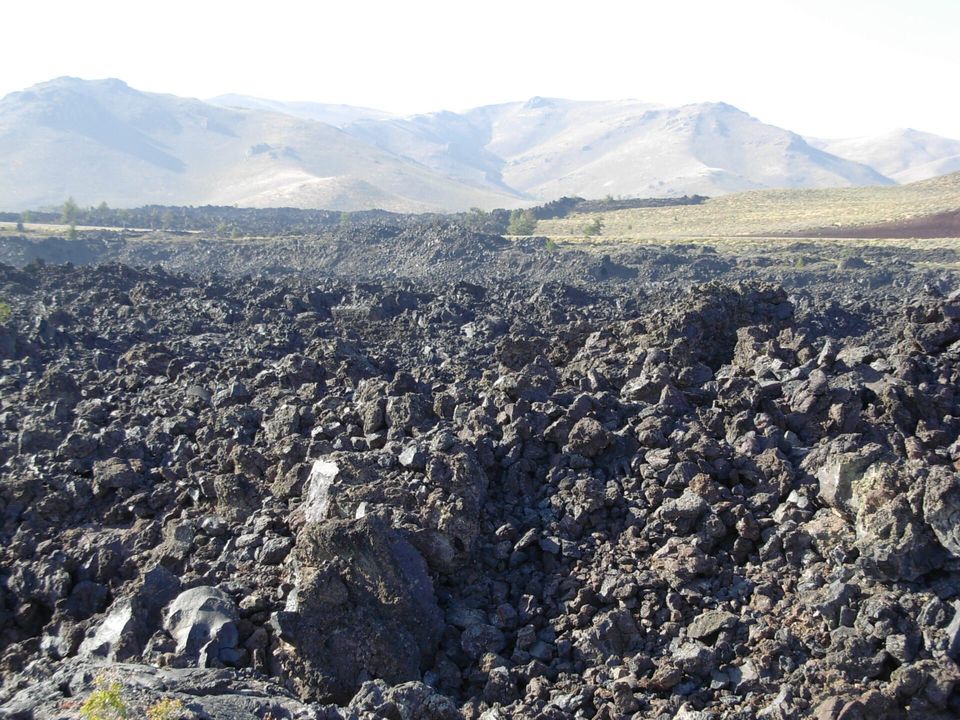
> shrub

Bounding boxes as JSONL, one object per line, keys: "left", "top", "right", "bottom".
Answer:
{"left": 464, "top": 207, "right": 487, "bottom": 230}
{"left": 507, "top": 209, "right": 537, "bottom": 235}
{"left": 583, "top": 217, "right": 604, "bottom": 237}
{"left": 61, "top": 197, "right": 79, "bottom": 225}
{"left": 0, "top": 302, "right": 11, "bottom": 324}
{"left": 146, "top": 698, "right": 184, "bottom": 720}
{"left": 79, "top": 679, "right": 127, "bottom": 720}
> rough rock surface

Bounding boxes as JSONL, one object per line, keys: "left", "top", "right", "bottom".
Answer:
{"left": 0, "top": 227, "right": 959, "bottom": 718}
{"left": 273, "top": 516, "right": 444, "bottom": 703}
{"left": 163, "top": 586, "right": 239, "bottom": 667}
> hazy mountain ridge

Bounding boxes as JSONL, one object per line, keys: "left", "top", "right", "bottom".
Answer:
{"left": 0, "top": 78, "right": 521, "bottom": 212}
{"left": 209, "top": 94, "right": 395, "bottom": 128}
{"left": 0, "top": 78, "right": 956, "bottom": 211}
{"left": 810, "top": 128, "right": 960, "bottom": 184}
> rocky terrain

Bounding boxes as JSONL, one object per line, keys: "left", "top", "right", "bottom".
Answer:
{"left": 1, "top": 224, "right": 959, "bottom": 719}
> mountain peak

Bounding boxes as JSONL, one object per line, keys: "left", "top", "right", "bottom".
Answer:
{"left": 37, "top": 76, "right": 131, "bottom": 92}
{"left": 523, "top": 96, "right": 556, "bottom": 110}
{"left": 690, "top": 101, "right": 749, "bottom": 117}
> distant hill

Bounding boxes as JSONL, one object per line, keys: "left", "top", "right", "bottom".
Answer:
{"left": 1, "top": 77, "right": 956, "bottom": 212}
{"left": 483, "top": 98, "right": 891, "bottom": 197}
{"left": 812, "top": 128, "right": 960, "bottom": 184}
{"left": 349, "top": 98, "right": 892, "bottom": 200}
{"left": 0, "top": 78, "right": 520, "bottom": 212}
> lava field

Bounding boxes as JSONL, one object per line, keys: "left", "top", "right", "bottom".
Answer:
{"left": 0, "top": 224, "right": 959, "bottom": 720}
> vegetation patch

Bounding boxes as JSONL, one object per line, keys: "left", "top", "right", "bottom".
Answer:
{"left": 537, "top": 173, "right": 960, "bottom": 240}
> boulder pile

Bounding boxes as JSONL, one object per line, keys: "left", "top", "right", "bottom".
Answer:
{"left": 0, "top": 253, "right": 958, "bottom": 719}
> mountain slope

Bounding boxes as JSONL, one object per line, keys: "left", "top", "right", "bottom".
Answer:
{"left": 1, "top": 79, "right": 940, "bottom": 213}
{"left": 0, "top": 78, "right": 522, "bottom": 211}
{"left": 347, "top": 98, "right": 893, "bottom": 200}
{"left": 812, "top": 128, "right": 960, "bottom": 184}
{"left": 208, "top": 94, "right": 394, "bottom": 128}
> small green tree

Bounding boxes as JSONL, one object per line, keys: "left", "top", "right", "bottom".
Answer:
{"left": 67, "top": 224, "right": 78, "bottom": 241}
{"left": 465, "top": 207, "right": 487, "bottom": 229}
{"left": 339, "top": 211, "right": 351, "bottom": 229}
{"left": 61, "top": 197, "right": 79, "bottom": 225}
{"left": 583, "top": 217, "right": 604, "bottom": 237}
{"left": 94, "top": 201, "right": 110, "bottom": 224}
{"left": 507, "top": 209, "right": 537, "bottom": 235}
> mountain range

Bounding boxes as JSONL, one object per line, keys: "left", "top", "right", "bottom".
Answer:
{"left": 1, "top": 77, "right": 957, "bottom": 212}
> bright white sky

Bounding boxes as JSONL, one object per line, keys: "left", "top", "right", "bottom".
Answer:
{"left": 2, "top": 0, "right": 958, "bottom": 139}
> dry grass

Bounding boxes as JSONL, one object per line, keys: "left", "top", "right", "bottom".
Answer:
{"left": 553, "top": 235, "right": 960, "bottom": 252}
{"left": 537, "top": 172, "right": 960, "bottom": 240}
{"left": 0, "top": 221, "right": 163, "bottom": 235}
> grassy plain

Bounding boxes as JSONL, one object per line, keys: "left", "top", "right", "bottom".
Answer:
{"left": 536, "top": 172, "right": 960, "bottom": 241}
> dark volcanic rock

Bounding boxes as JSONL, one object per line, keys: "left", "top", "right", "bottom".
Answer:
{"left": 0, "top": 235, "right": 958, "bottom": 720}
{"left": 273, "top": 516, "right": 444, "bottom": 703}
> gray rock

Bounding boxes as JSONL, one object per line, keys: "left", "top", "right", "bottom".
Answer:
{"left": 461, "top": 623, "right": 506, "bottom": 659}
{"left": 78, "top": 595, "right": 145, "bottom": 661}
{"left": 945, "top": 601, "right": 960, "bottom": 661}
{"left": 816, "top": 444, "right": 883, "bottom": 512}
{"left": 814, "top": 581, "right": 860, "bottom": 630}
{"left": 141, "top": 566, "right": 182, "bottom": 618}
{"left": 386, "top": 393, "right": 432, "bottom": 433}
{"left": 63, "top": 580, "right": 108, "bottom": 621}
{"left": 923, "top": 466, "right": 960, "bottom": 556}
{"left": 259, "top": 536, "right": 293, "bottom": 564}
{"left": 564, "top": 417, "right": 610, "bottom": 458}
{"left": 399, "top": 444, "right": 427, "bottom": 471}
{"left": 162, "top": 586, "right": 239, "bottom": 666}
{"left": 92, "top": 457, "right": 141, "bottom": 497}
{"left": 687, "top": 609, "right": 737, "bottom": 641}
{"left": 348, "top": 679, "right": 460, "bottom": 720}
{"left": 852, "top": 463, "right": 944, "bottom": 581}
{"left": 263, "top": 403, "right": 301, "bottom": 442}
{"left": 303, "top": 457, "right": 342, "bottom": 522}
{"left": 274, "top": 515, "right": 443, "bottom": 703}
{"left": 574, "top": 607, "right": 641, "bottom": 663}
{"left": 673, "top": 641, "right": 717, "bottom": 676}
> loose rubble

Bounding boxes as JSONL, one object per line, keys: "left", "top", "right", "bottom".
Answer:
{"left": 0, "top": 229, "right": 959, "bottom": 719}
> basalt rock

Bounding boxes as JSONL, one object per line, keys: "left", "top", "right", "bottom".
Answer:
{"left": 1, "top": 246, "right": 959, "bottom": 720}
{"left": 272, "top": 516, "right": 443, "bottom": 703}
